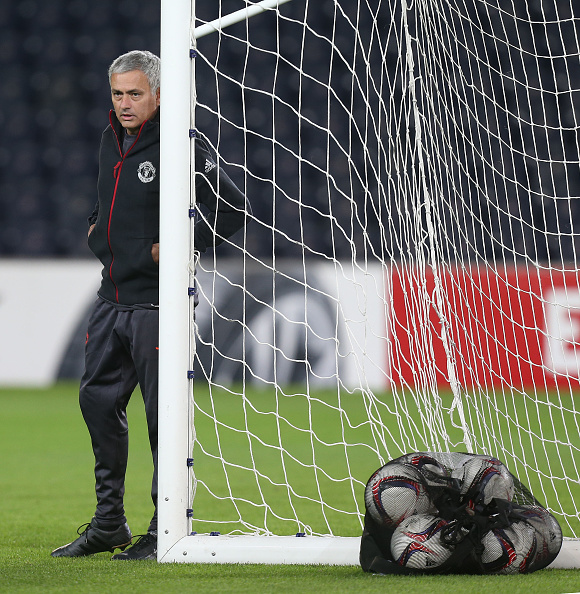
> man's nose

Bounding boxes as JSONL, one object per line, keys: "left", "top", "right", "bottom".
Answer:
{"left": 120, "top": 94, "right": 132, "bottom": 109}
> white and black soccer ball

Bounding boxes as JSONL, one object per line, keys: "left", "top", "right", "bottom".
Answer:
{"left": 407, "top": 453, "right": 450, "bottom": 487}
{"left": 452, "top": 455, "right": 515, "bottom": 504}
{"left": 479, "top": 521, "right": 537, "bottom": 574}
{"left": 364, "top": 462, "right": 434, "bottom": 528}
{"left": 390, "top": 514, "right": 454, "bottom": 570}
{"left": 516, "top": 505, "right": 563, "bottom": 568}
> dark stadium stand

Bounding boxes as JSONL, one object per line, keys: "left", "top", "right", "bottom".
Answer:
{"left": 0, "top": 0, "right": 578, "bottom": 261}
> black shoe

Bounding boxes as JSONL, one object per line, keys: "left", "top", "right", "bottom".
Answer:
{"left": 111, "top": 532, "right": 157, "bottom": 560}
{"left": 51, "top": 518, "right": 132, "bottom": 558}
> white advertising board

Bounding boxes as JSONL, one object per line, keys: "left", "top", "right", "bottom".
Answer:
{"left": 0, "top": 259, "right": 389, "bottom": 389}
{"left": 0, "top": 259, "right": 101, "bottom": 386}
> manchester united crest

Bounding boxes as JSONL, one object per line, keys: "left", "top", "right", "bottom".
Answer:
{"left": 137, "top": 161, "right": 156, "bottom": 183}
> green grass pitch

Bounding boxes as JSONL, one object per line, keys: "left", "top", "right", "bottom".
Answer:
{"left": 1, "top": 383, "right": 579, "bottom": 593}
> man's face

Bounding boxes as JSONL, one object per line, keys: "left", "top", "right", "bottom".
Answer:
{"left": 110, "top": 70, "right": 160, "bottom": 135}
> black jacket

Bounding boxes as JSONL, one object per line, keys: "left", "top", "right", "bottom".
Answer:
{"left": 88, "top": 110, "right": 249, "bottom": 306}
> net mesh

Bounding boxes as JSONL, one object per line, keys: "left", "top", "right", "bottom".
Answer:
{"left": 185, "top": 0, "right": 580, "bottom": 539}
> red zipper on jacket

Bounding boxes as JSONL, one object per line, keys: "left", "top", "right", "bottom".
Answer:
{"left": 107, "top": 111, "right": 147, "bottom": 302}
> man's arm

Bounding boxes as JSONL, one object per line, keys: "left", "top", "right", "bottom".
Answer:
{"left": 151, "top": 242, "right": 159, "bottom": 264}
{"left": 193, "top": 138, "right": 251, "bottom": 253}
{"left": 88, "top": 201, "right": 99, "bottom": 237}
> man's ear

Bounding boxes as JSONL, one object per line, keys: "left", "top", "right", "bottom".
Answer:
{"left": 156, "top": 87, "right": 160, "bottom": 106}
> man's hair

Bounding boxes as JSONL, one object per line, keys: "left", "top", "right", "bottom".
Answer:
{"left": 108, "top": 50, "right": 161, "bottom": 94}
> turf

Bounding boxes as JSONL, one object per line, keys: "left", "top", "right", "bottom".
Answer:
{"left": 1, "top": 384, "right": 580, "bottom": 593}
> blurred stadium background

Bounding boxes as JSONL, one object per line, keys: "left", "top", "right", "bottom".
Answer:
{"left": 0, "top": 1, "right": 161, "bottom": 257}
{"left": 1, "top": 0, "right": 578, "bottom": 262}
{"left": 2, "top": 2, "right": 580, "bottom": 569}
{"left": 1, "top": 0, "right": 579, "bottom": 387}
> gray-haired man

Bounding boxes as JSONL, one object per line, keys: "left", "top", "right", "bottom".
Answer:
{"left": 51, "top": 50, "right": 249, "bottom": 560}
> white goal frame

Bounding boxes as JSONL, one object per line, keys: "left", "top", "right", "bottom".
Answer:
{"left": 157, "top": 0, "right": 580, "bottom": 567}
{"left": 158, "top": 0, "right": 360, "bottom": 565}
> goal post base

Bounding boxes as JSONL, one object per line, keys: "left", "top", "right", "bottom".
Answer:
{"left": 548, "top": 538, "right": 580, "bottom": 569}
{"left": 157, "top": 534, "right": 361, "bottom": 565}
{"left": 158, "top": 534, "right": 580, "bottom": 568}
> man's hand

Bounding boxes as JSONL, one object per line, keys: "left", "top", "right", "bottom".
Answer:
{"left": 152, "top": 242, "right": 159, "bottom": 264}
{"left": 88, "top": 224, "right": 95, "bottom": 237}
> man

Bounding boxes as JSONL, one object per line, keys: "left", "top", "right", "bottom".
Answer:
{"left": 51, "top": 50, "right": 249, "bottom": 560}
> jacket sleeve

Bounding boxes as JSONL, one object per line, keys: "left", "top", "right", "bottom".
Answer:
{"left": 88, "top": 201, "right": 99, "bottom": 226}
{"left": 193, "top": 136, "right": 251, "bottom": 253}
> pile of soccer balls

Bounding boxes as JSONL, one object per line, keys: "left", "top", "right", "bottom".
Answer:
{"left": 361, "top": 452, "right": 562, "bottom": 574}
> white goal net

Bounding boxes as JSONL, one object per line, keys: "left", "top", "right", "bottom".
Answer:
{"left": 158, "top": 0, "right": 580, "bottom": 566}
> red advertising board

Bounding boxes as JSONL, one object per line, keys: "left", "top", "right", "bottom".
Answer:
{"left": 389, "top": 265, "right": 580, "bottom": 389}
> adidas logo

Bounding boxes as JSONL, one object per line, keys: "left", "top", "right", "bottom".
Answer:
{"left": 204, "top": 158, "right": 217, "bottom": 174}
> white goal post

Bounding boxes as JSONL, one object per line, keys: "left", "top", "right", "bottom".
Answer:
{"left": 158, "top": 0, "right": 580, "bottom": 568}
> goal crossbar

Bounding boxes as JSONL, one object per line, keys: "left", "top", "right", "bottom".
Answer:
{"left": 193, "top": 0, "right": 293, "bottom": 40}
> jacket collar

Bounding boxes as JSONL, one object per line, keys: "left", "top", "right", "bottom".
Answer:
{"left": 109, "top": 108, "right": 160, "bottom": 156}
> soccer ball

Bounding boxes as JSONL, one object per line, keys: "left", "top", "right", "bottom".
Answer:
{"left": 479, "top": 521, "right": 537, "bottom": 574}
{"left": 407, "top": 453, "right": 451, "bottom": 487}
{"left": 516, "top": 505, "right": 563, "bottom": 568}
{"left": 364, "top": 462, "right": 434, "bottom": 528}
{"left": 390, "top": 514, "right": 454, "bottom": 570}
{"left": 452, "top": 455, "right": 515, "bottom": 505}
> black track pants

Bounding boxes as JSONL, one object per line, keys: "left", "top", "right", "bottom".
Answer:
{"left": 79, "top": 298, "right": 159, "bottom": 532}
